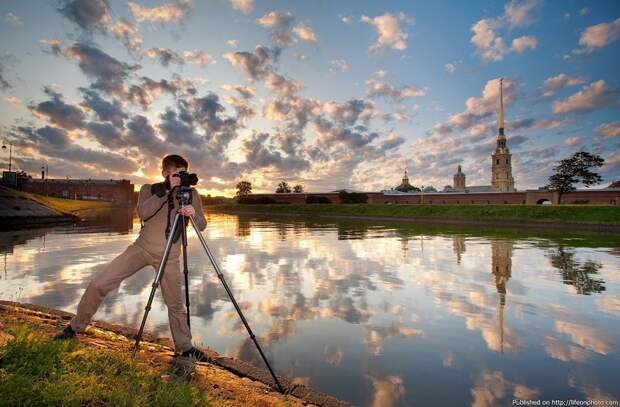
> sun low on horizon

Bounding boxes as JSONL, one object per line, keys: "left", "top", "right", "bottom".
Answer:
{"left": 0, "top": 0, "right": 619, "bottom": 198}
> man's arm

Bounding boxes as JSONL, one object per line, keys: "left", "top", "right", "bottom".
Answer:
{"left": 137, "top": 184, "right": 167, "bottom": 220}
{"left": 190, "top": 189, "right": 207, "bottom": 231}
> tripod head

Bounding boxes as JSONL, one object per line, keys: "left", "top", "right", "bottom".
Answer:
{"left": 175, "top": 186, "right": 193, "bottom": 206}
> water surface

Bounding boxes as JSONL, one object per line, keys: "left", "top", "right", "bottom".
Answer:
{"left": 1, "top": 212, "right": 619, "bottom": 406}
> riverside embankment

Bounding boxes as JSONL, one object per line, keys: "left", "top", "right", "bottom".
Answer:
{"left": 209, "top": 203, "right": 620, "bottom": 233}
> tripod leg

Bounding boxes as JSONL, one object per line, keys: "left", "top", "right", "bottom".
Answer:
{"left": 181, "top": 216, "right": 191, "bottom": 329}
{"left": 132, "top": 213, "right": 182, "bottom": 358}
{"left": 187, "top": 215, "right": 285, "bottom": 394}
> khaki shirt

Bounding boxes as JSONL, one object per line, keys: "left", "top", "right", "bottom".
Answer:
{"left": 135, "top": 184, "right": 207, "bottom": 258}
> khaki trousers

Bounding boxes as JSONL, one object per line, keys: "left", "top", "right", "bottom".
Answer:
{"left": 70, "top": 243, "right": 193, "bottom": 353}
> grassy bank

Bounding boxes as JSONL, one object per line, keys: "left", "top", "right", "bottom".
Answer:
{"left": 0, "top": 302, "right": 346, "bottom": 407}
{"left": 22, "top": 192, "right": 117, "bottom": 215}
{"left": 0, "top": 326, "right": 211, "bottom": 406}
{"left": 210, "top": 203, "right": 620, "bottom": 225}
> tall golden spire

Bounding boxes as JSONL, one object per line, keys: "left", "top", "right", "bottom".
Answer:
{"left": 498, "top": 78, "right": 505, "bottom": 137}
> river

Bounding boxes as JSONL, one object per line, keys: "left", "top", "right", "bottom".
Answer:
{"left": 1, "top": 211, "right": 619, "bottom": 406}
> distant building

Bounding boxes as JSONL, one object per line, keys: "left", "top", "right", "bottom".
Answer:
{"left": 607, "top": 180, "right": 620, "bottom": 189}
{"left": 22, "top": 178, "right": 134, "bottom": 206}
{"left": 394, "top": 170, "right": 418, "bottom": 192}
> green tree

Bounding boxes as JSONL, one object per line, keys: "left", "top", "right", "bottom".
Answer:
{"left": 293, "top": 184, "right": 304, "bottom": 193}
{"left": 276, "top": 181, "right": 291, "bottom": 193}
{"left": 235, "top": 180, "right": 252, "bottom": 196}
{"left": 546, "top": 151, "right": 604, "bottom": 203}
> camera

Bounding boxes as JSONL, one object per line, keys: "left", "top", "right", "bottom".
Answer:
{"left": 177, "top": 170, "right": 198, "bottom": 187}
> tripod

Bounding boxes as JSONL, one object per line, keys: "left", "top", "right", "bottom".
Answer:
{"left": 132, "top": 188, "right": 284, "bottom": 393}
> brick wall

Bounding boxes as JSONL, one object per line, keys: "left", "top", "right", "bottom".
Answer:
{"left": 246, "top": 189, "right": 620, "bottom": 205}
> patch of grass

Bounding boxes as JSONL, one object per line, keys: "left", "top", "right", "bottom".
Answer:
{"left": 0, "top": 326, "right": 210, "bottom": 407}
{"left": 23, "top": 192, "right": 115, "bottom": 215}
{"left": 211, "top": 203, "right": 620, "bottom": 225}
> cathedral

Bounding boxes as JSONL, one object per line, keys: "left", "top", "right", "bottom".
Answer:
{"left": 393, "top": 78, "right": 516, "bottom": 194}
{"left": 444, "top": 78, "right": 516, "bottom": 193}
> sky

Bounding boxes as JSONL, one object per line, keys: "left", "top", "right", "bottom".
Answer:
{"left": 0, "top": 0, "right": 619, "bottom": 196}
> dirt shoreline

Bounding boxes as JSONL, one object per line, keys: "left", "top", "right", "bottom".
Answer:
{"left": 210, "top": 208, "right": 620, "bottom": 233}
{"left": 0, "top": 300, "right": 349, "bottom": 407}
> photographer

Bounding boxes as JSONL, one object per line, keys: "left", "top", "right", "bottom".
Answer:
{"left": 55, "top": 154, "right": 209, "bottom": 360}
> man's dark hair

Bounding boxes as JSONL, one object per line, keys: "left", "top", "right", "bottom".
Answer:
{"left": 162, "top": 154, "right": 189, "bottom": 170}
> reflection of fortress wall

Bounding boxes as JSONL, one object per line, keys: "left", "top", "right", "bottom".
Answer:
{"left": 491, "top": 240, "right": 513, "bottom": 305}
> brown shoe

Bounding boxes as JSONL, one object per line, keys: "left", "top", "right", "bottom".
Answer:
{"left": 180, "top": 347, "right": 209, "bottom": 362}
{"left": 54, "top": 325, "right": 76, "bottom": 340}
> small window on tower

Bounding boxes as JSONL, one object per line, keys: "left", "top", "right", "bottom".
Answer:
{"left": 496, "top": 159, "right": 500, "bottom": 165}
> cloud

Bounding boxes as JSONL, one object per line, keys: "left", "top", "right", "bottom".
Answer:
{"left": 224, "top": 46, "right": 275, "bottom": 80}
{"left": 65, "top": 42, "right": 138, "bottom": 94}
{"left": 330, "top": 59, "right": 348, "bottom": 72}
{"left": 573, "top": 17, "right": 620, "bottom": 55}
{"left": 341, "top": 15, "right": 351, "bottom": 24}
{"left": 183, "top": 50, "right": 215, "bottom": 66}
{"left": 80, "top": 87, "right": 127, "bottom": 127}
{"left": 361, "top": 12, "right": 411, "bottom": 53}
{"left": 564, "top": 136, "right": 583, "bottom": 146}
{"left": 110, "top": 18, "right": 143, "bottom": 52}
{"left": 222, "top": 84, "right": 256, "bottom": 99}
{"left": 445, "top": 63, "right": 456, "bottom": 74}
{"left": 226, "top": 39, "right": 239, "bottom": 47}
{"left": 125, "top": 115, "right": 166, "bottom": 156}
{"left": 39, "top": 38, "right": 64, "bottom": 56}
{"left": 470, "top": 370, "right": 540, "bottom": 407}
{"left": 555, "top": 320, "right": 613, "bottom": 355}
{"left": 504, "top": 0, "right": 539, "bottom": 28}
{"left": 144, "top": 47, "right": 183, "bottom": 67}
{"left": 5, "top": 12, "right": 23, "bottom": 26}
{"left": 510, "top": 116, "right": 573, "bottom": 131}
{"left": 552, "top": 80, "right": 613, "bottom": 115}
{"left": 0, "top": 64, "right": 11, "bottom": 91}
{"left": 471, "top": 19, "right": 509, "bottom": 61}
{"left": 28, "top": 87, "right": 85, "bottom": 130}
{"left": 256, "top": 11, "right": 294, "bottom": 29}
{"left": 293, "top": 23, "right": 318, "bottom": 42}
{"left": 271, "top": 32, "right": 295, "bottom": 47}
{"left": 230, "top": 0, "right": 253, "bottom": 15}
{"left": 128, "top": 0, "right": 193, "bottom": 23}
{"left": 448, "top": 78, "right": 517, "bottom": 129}
{"left": 58, "top": 0, "right": 110, "bottom": 31}
{"left": 366, "top": 78, "right": 425, "bottom": 102}
{"left": 511, "top": 35, "right": 538, "bottom": 53}
{"left": 470, "top": 1, "right": 540, "bottom": 61}
{"left": 126, "top": 77, "right": 180, "bottom": 109}
{"left": 595, "top": 122, "right": 620, "bottom": 141}
{"left": 85, "top": 121, "right": 124, "bottom": 149}
{"left": 33, "top": 126, "right": 71, "bottom": 148}
{"left": 542, "top": 74, "right": 586, "bottom": 98}
{"left": 4, "top": 95, "right": 20, "bottom": 106}
{"left": 323, "top": 99, "right": 375, "bottom": 126}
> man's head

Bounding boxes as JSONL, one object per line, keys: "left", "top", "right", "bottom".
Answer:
{"left": 161, "top": 154, "right": 189, "bottom": 178}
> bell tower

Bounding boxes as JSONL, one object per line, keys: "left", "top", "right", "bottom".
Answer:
{"left": 453, "top": 165, "right": 466, "bottom": 190}
{"left": 491, "top": 78, "right": 515, "bottom": 192}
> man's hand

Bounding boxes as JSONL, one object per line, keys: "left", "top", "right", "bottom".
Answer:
{"left": 179, "top": 205, "right": 195, "bottom": 217}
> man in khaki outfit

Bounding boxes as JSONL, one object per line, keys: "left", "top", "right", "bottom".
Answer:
{"left": 55, "top": 154, "right": 208, "bottom": 359}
